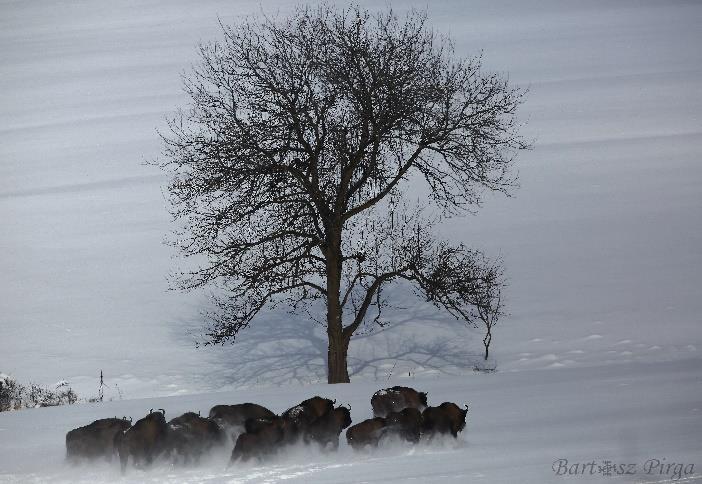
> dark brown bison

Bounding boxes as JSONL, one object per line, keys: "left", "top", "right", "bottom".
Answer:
{"left": 346, "top": 417, "right": 387, "bottom": 450}
{"left": 65, "top": 417, "right": 131, "bottom": 463}
{"left": 281, "top": 396, "right": 335, "bottom": 440}
{"left": 208, "top": 403, "right": 276, "bottom": 434}
{"left": 422, "top": 402, "right": 468, "bottom": 438}
{"left": 229, "top": 418, "right": 286, "bottom": 465}
{"left": 166, "top": 412, "right": 225, "bottom": 465}
{"left": 282, "top": 396, "right": 335, "bottom": 424}
{"left": 244, "top": 416, "right": 279, "bottom": 434}
{"left": 371, "top": 386, "right": 428, "bottom": 418}
{"left": 117, "top": 409, "right": 169, "bottom": 474}
{"left": 245, "top": 416, "right": 298, "bottom": 445}
{"left": 384, "top": 407, "right": 423, "bottom": 443}
{"left": 303, "top": 406, "right": 352, "bottom": 450}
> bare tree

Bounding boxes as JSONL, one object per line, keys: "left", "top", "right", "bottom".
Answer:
{"left": 477, "top": 283, "right": 503, "bottom": 361}
{"left": 158, "top": 5, "right": 528, "bottom": 383}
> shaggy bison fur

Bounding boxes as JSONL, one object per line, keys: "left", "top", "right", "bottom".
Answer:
{"left": 65, "top": 417, "right": 131, "bottom": 463}
{"left": 371, "top": 386, "right": 428, "bottom": 418}
{"left": 245, "top": 416, "right": 298, "bottom": 444}
{"left": 282, "top": 396, "right": 334, "bottom": 424}
{"left": 281, "top": 396, "right": 335, "bottom": 440}
{"left": 229, "top": 418, "right": 286, "bottom": 464}
{"left": 345, "top": 417, "right": 387, "bottom": 450}
{"left": 384, "top": 407, "right": 423, "bottom": 443}
{"left": 208, "top": 403, "right": 276, "bottom": 433}
{"left": 117, "top": 409, "right": 169, "bottom": 474}
{"left": 422, "top": 402, "right": 468, "bottom": 438}
{"left": 304, "top": 406, "right": 352, "bottom": 450}
{"left": 166, "top": 412, "right": 225, "bottom": 464}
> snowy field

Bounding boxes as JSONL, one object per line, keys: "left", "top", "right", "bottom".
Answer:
{"left": 1, "top": 0, "right": 701, "bottom": 482}
{"left": 1, "top": 360, "right": 700, "bottom": 483}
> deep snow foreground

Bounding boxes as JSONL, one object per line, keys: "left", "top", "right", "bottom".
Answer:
{"left": 1, "top": 359, "right": 700, "bottom": 483}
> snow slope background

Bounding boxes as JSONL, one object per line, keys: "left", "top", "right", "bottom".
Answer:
{"left": 2, "top": 0, "right": 700, "bottom": 397}
{"left": 1, "top": 0, "right": 701, "bottom": 481}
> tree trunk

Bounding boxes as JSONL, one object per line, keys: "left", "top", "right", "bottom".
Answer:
{"left": 483, "top": 329, "right": 491, "bottom": 361}
{"left": 325, "top": 224, "right": 350, "bottom": 383}
{"left": 327, "top": 327, "right": 350, "bottom": 383}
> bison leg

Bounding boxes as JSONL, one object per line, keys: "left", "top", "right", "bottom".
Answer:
{"left": 65, "top": 450, "right": 79, "bottom": 466}
{"left": 144, "top": 448, "right": 155, "bottom": 467}
{"left": 183, "top": 447, "right": 192, "bottom": 466}
{"left": 227, "top": 453, "right": 241, "bottom": 468}
{"left": 228, "top": 446, "right": 243, "bottom": 467}
{"left": 119, "top": 448, "right": 128, "bottom": 475}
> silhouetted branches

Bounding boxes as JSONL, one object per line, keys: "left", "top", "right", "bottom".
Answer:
{"left": 157, "top": 5, "right": 527, "bottom": 382}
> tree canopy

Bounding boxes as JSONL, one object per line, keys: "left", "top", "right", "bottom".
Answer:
{"left": 159, "top": 5, "right": 528, "bottom": 382}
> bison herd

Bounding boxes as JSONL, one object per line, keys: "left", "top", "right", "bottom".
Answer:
{"left": 65, "top": 386, "right": 468, "bottom": 474}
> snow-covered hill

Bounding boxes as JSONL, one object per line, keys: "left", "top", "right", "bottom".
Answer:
{"left": 1, "top": 359, "right": 700, "bottom": 483}
{"left": 2, "top": 0, "right": 701, "bottom": 397}
{"left": 1, "top": 0, "right": 701, "bottom": 481}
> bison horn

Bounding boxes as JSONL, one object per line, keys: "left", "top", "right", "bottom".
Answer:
{"left": 158, "top": 408, "right": 166, "bottom": 416}
{"left": 150, "top": 408, "right": 153, "bottom": 414}
{"left": 464, "top": 404, "right": 469, "bottom": 411}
